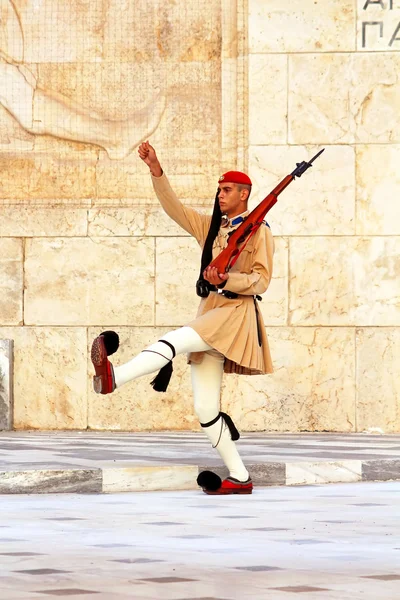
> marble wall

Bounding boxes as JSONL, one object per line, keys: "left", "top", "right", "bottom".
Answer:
{"left": 0, "top": 0, "right": 399, "bottom": 432}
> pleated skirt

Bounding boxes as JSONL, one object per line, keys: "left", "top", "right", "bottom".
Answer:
{"left": 187, "top": 292, "right": 273, "bottom": 376}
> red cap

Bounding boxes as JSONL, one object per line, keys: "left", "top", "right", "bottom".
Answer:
{"left": 218, "top": 171, "right": 252, "bottom": 186}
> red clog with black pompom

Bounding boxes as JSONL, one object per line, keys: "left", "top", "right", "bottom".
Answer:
{"left": 91, "top": 334, "right": 117, "bottom": 395}
{"left": 197, "top": 471, "right": 253, "bottom": 495}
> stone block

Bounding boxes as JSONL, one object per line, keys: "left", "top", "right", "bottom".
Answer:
{"left": 362, "top": 460, "right": 400, "bottom": 482}
{"left": 24, "top": 237, "right": 154, "bottom": 326}
{"left": 0, "top": 208, "right": 88, "bottom": 237}
{"left": 18, "top": 0, "right": 104, "bottom": 63}
{"left": 0, "top": 151, "right": 96, "bottom": 203}
{"left": 289, "top": 53, "right": 400, "bottom": 145}
{"left": 289, "top": 237, "right": 400, "bottom": 326}
{"left": 356, "top": 144, "right": 400, "bottom": 235}
{"left": 222, "top": 327, "right": 356, "bottom": 433}
{"left": 249, "top": 55, "right": 287, "bottom": 145}
{"left": 0, "top": 340, "right": 13, "bottom": 430}
{"left": 0, "top": 327, "right": 88, "bottom": 430}
{"left": 356, "top": 328, "right": 400, "bottom": 433}
{"left": 88, "top": 207, "right": 202, "bottom": 238}
{"left": 249, "top": 0, "right": 355, "bottom": 52}
{"left": 155, "top": 237, "right": 201, "bottom": 326}
{"left": 357, "top": 1, "right": 400, "bottom": 51}
{"left": 0, "top": 239, "right": 23, "bottom": 325}
{"left": 102, "top": 465, "right": 198, "bottom": 493}
{"left": 0, "top": 469, "right": 102, "bottom": 494}
{"left": 286, "top": 461, "right": 362, "bottom": 485}
{"left": 103, "top": 0, "right": 221, "bottom": 63}
{"left": 248, "top": 146, "right": 355, "bottom": 236}
{"left": 258, "top": 237, "right": 288, "bottom": 326}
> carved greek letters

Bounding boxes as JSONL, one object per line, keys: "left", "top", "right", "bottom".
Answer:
{"left": 363, "top": 0, "right": 394, "bottom": 8}
{"left": 363, "top": 0, "right": 385, "bottom": 8}
{"left": 362, "top": 21, "right": 384, "bottom": 47}
{"left": 361, "top": 0, "right": 400, "bottom": 48}
{"left": 389, "top": 20, "right": 400, "bottom": 43}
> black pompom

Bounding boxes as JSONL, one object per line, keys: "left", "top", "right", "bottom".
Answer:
{"left": 100, "top": 330, "right": 120, "bottom": 356}
{"left": 197, "top": 470, "right": 222, "bottom": 492}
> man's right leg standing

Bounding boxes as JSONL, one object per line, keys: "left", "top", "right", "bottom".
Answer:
{"left": 191, "top": 352, "right": 250, "bottom": 484}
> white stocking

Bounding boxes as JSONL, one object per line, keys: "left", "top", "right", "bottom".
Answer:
{"left": 191, "top": 352, "right": 249, "bottom": 482}
{"left": 113, "top": 326, "right": 211, "bottom": 389}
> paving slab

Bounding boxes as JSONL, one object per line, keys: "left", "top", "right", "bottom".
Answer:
{"left": 0, "top": 481, "right": 400, "bottom": 599}
{"left": 1, "top": 431, "right": 400, "bottom": 494}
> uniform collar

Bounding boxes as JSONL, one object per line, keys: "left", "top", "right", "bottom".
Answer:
{"left": 221, "top": 210, "right": 249, "bottom": 228}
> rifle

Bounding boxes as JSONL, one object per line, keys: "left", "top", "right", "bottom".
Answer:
{"left": 209, "top": 148, "right": 325, "bottom": 274}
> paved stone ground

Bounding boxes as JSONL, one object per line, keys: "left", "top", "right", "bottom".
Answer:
{"left": 0, "top": 481, "right": 400, "bottom": 599}
{"left": 1, "top": 432, "right": 400, "bottom": 493}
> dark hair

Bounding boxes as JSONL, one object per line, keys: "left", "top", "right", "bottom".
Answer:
{"left": 198, "top": 189, "right": 221, "bottom": 280}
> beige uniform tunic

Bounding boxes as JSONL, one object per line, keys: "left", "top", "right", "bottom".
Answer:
{"left": 152, "top": 173, "right": 274, "bottom": 376}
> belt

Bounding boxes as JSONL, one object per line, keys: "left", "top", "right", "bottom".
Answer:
{"left": 208, "top": 284, "right": 238, "bottom": 299}
{"left": 209, "top": 285, "right": 262, "bottom": 302}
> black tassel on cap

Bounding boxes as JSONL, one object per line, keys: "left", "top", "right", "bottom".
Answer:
{"left": 220, "top": 411, "right": 240, "bottom": 441}
{"left": 197, "top": 470, "right": 222, "bottom": 491}
{"left": 99, "top": 330, "right": 120, "bottom": 356}
{"left": 150, "top": 339, "right": 176, "bottom": 393}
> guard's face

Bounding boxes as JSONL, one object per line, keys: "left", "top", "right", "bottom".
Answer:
{"left": 218, "top": 183, "right": 247, "bottom": 217}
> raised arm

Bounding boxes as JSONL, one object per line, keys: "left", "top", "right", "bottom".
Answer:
{"left": 138, "top": 141, "right": 210, "bottom": 241}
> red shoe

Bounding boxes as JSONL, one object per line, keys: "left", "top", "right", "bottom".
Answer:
{"left": 204, "top": 476, "right": 253, "bottom": 495}
{"left": 91, "top": 335, "right": 116, "bottom": 395}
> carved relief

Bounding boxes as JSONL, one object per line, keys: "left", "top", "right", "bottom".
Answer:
{"left": 0, "top": 0, "right": 166, "bottom": 160}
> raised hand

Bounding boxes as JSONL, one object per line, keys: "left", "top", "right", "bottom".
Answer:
{"left": 138, "top": 141, "right": 162, "bottom": 176}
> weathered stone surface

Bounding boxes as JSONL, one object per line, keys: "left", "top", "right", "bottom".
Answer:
{"left": 250, "top": 0, "right": 355, "bottom": 52}
{"left": 103, "top": 0, "right": 221, "bottom": 63}
{"left": 102, "top": 465, "right": 198, "bottom": 493}
{"left": 357, "top": 1, "right": 400, "bottom": 52}
{"left": 249, "top": 146, "right": 355, "bottom": 236}
{"left": 289, "top": 237, "right": 400, "bottom": 326}
{"left": 18, "top": 0, "right": 104, "bottom": 63}
{"left": 356, "top": 144, "right": 400, "bottom": 235}
{"left": 258, "top": 237, "right": 288, "bottom": 326}
{"left": 0, "top": 469, "right": 102, "bottom": 494}
{"left": 0, "top": 239, "right": 23, "bottom": 325}
{"left": 289, "top": 53, "right": 400, "bottom": 144}
{"left": 0, "top": 208, "right": 87, "bottom": 237}
{"left": 222, "top": 327, "right": 356, "bottom": 433}
{"left": 24, "top": 237, "right": 154, "bottom": 326}
{"left": 0, "top": 327, "right": 87, "bottom": 430}
{"left": 155, "top": 237, "right": 201, "bottom": 326}
{"left": 88, "top": 207, "right": 202, "bottom": 237}
{"left": 286, "top": 461, "right": 362, "bottom": 485}
{"left": 362, "top": 460, "right": 400, "bottom": 482}
{"left": 0, "top": 340, "right": 13, "bottom": 430}
{"left": 249, "top": 55, "right": 287, "bottom": 145}
{"left": 0, "top": 151, "right": 96, "bottom": 203}
{"left": 356, "top": 328, "right": 400, "bottom": 433}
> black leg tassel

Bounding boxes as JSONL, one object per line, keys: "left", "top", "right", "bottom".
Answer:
{"left": 150, "top": 362, "right": 173, "bottom": 392}
{"left": 220, "top": 412, "right": 240, "bottom": 441}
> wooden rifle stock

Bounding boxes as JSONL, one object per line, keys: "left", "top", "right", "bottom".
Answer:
{"left": 209, "top": 149, "right": 325, "bottom": 273}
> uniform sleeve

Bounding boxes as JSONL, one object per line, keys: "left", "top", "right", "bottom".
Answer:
{"left": 224, "top": 225, "right": 274, "bottom": 295}
{"left": 151, "top": 172, "right": 210, "bottom": 243}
